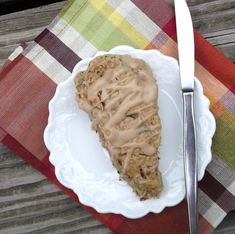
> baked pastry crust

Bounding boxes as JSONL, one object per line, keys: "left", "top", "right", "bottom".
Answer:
{"left": 75, "top": 54, "right": 162, "bottom": 200}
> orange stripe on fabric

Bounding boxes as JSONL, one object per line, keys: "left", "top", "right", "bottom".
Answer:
{"left": 162, "top": 14, "right": 235, "bottom": 92}
{"left": 195, "top": 63, "right": 228, "bottom": 105}
{"left": 210, "top": 101, "right": 226, "bottom": 118}
{"left": 162, "top": 21, "right": 235, "bottom": 93}
{"left": 146, "top": 37, "right": 229, "bottom": 104}
{"left": 194, "top": 32, "right": 235, "bottom": 92}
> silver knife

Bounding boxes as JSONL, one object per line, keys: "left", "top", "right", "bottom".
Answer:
{"left": 174, "top": 1, "right": 198, "bottom": 234}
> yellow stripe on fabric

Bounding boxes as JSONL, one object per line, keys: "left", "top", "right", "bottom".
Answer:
{"left": 90, "top": 0, "right": 150, "bottom": 48}
{"left": 60, "top": 0, "right": 139, "bottom": 50}
{"left": 60, "top": 0, "right": 150, "bottom": 50}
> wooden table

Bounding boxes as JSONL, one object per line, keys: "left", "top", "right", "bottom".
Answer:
{"left": 0, "top": 1, "right": 234, "bottom": 233}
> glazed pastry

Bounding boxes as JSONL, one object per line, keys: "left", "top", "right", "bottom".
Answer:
{"left": 74, "top": 54, "right": 162, "bottom": 200}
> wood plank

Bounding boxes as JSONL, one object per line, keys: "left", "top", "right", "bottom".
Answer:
{"left": 0, "top": 0, "right": 64, "bottom": 16}
{"left": 0, "top": 145, "right": 111, "bottom": 234}
{"left": 0, "top": 2, "right": 65, "bottom": 34}
{"left": 189, "top": 0, "right": 235, "bottom": 15}
{"left": 192, "top": 9, "right": 235, "bottom": 34}
{"left": 0, "top": 1, "right": 65, "bottom": 67}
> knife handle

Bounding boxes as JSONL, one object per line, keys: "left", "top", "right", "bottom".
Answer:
{"left": 183, "top": 91, "right": 198, "bottom": 234}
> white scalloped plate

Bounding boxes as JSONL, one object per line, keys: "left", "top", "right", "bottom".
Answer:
{"left": 44, "top": 46, "right": 216, "bottom": 218}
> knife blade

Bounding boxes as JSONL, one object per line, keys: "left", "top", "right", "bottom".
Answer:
{"left": 174, "top": 1, "right": 198, "bottom": 234}
{"left": 175, "top": 0, "right": 195, "bottom": 91}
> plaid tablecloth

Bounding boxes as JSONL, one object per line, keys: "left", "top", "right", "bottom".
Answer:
{"left": 0, "top": 0, "right": 234, "bottom": 233}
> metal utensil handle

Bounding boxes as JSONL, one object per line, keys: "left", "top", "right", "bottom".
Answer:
{"left": 183, "top": 91, "right": 198, "bottom": 234}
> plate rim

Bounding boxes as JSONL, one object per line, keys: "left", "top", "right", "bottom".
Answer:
{"left": 44, "top": 45, "right": 216, "bottom": 218}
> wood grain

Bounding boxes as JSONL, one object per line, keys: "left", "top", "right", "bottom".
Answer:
{"left": 0, "top": 1, "right": 234, "bottom": 233}
{"left": 0, "top": 1, "right": 65, "bottom": 67}
{"left": 0, "top": 145, "right": 111, "bottom": 234}
{"left": 0, "top": 0, "right": 65, "bottom": 15}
